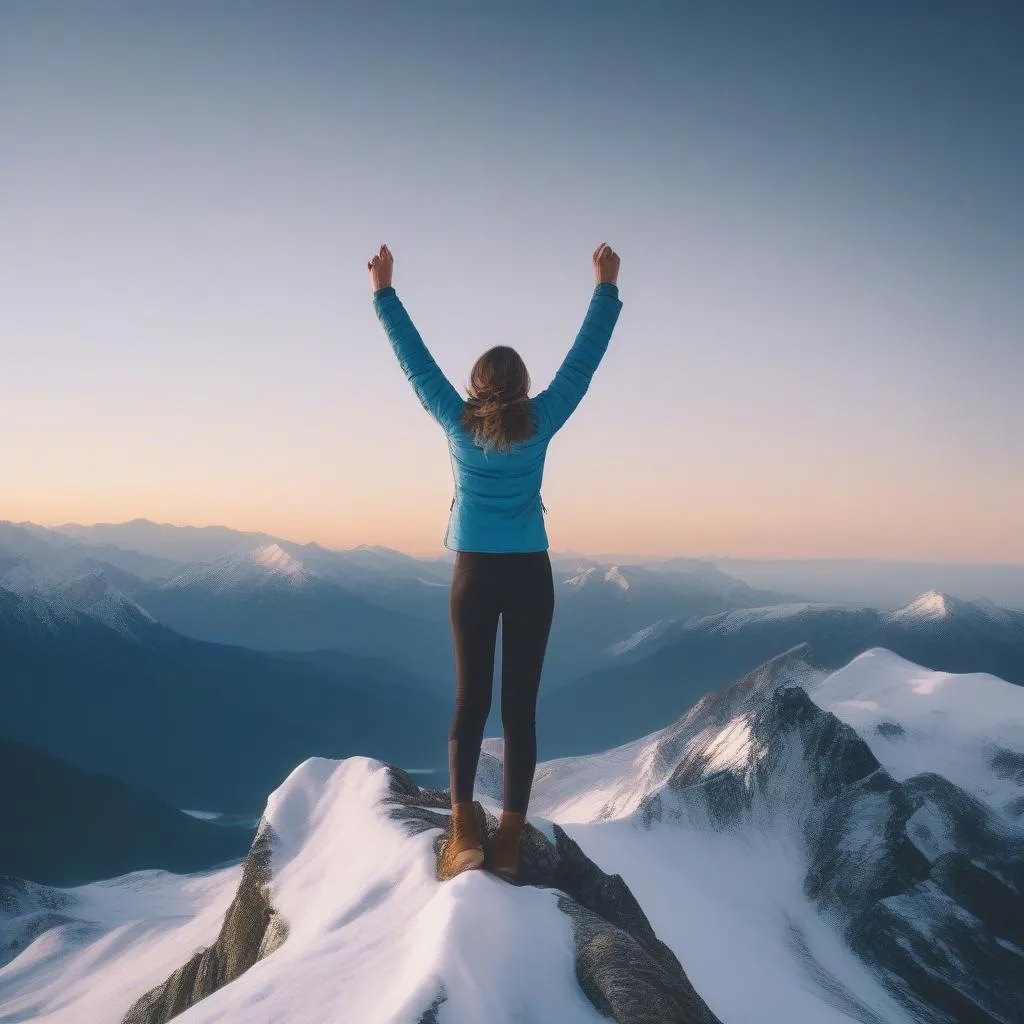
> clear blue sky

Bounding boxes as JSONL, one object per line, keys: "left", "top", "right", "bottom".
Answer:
{"left": 2, "top": 0, "right": 1021, "bottom": 560}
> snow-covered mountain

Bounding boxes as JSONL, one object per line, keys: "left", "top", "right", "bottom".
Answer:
{"left": 525, "top": 646, "right": 1024, "bottom": 1023}
{"left": 3, "top": 647, "right": 1020, "bottom": 1023}
{"left": 0, "top": 521, "right": 180, "bottom": 591}
{"left": 708, "top": 557, "right": 1024, "bottom": 614}
{"left": 47, "top": 570, "right": 160, "bottom": 642}
{"left": 7, "top": 520, "right": 802, "bottom": 686}
{"left": 1, "top": 758, "right": 720, "bottom": 1024}
{"left": 539, "top": 590, "right": 1024, "bottom": 760}
{"left": 162, "top": 543, "right": 311, "bottom": 593}
{"left": 142, "top": 544, "right": 456, "bottom": 680}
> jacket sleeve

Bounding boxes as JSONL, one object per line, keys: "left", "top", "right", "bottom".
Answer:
{"left": 532, "top": 282, "right": 623, "bottom": 436}
{"left": 373, "top": 286, "right": 464, "bottom": 433}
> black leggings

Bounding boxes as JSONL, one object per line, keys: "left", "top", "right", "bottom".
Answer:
{"left": 448, "top": 550, "right": 555, "bottom": 814}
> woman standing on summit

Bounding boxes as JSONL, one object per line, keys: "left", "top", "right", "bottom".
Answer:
{"left": 368, "top": 241, "right": 622, "bottom": 882}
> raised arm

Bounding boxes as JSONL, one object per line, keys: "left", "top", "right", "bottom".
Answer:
{"left": 369, "top": 244, "right": 463, "bottom": 434}
{"left": 533, "top": 243, "right": 623, "bottom": 436}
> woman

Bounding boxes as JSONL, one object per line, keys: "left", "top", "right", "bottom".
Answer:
{"left": 368, "top": 241, "right": 623, "bottom": 882}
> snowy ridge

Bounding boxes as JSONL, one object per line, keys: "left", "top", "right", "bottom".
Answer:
{"left": 688, "top": 601, "right": 858, "bottom": 635}
{"left": 2, "top": 757, "right": 719, "bottom": 1024}
{"left": 808, "top": 647, "right": 1024, "bottom": 820}
{"left": 605, "top": 618, "right": 674, "bottom": 656}
{"left": 563, "top": 563, "right": 631, "bottom": 591}
{"left": 888, "top": 590, "right": 952, "bottom": 622}
{"left": 2, "top": 648, "right": 1022, "bottom": 1024}
{"left": 0, "top": 586, "right": 88, "bottom": 638}
{"left": 520, "top": 646, "right": 1024, "bottom": 1024}
{"left": 48, "top": 571, "right": 157, "bottom": 642}
{"left": 162, "top": 543, "right": 310, "bottom": 593}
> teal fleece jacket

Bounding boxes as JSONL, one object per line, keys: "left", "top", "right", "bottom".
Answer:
{"left": 373, "top": 281, "right": 623, "bottom": 552}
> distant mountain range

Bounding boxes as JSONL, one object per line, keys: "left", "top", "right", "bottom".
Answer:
{"left": 559, "top": 550, "right": 1024, "bottom": 611}
{"left": 5, "top": 518, "right": 1024, "bottom": 820}
{"left": 539, "top": 590, "right": 1024, "bottom": 757}
{"left": 0, "top": 585, "right": 452, "bottom": 814}
{"left": 0, "top": 519, "right": 797, "bottom": 687}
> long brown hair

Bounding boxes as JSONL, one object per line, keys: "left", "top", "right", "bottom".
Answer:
{"left": 461, "top": 345, "right": 536, "bottom": 452}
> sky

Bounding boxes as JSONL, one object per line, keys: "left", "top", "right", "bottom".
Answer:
{"left": 1, "top": 0, "right": 1022, "bottom": 561}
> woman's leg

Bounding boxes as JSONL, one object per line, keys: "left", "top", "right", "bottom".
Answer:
{"left": 499, "top": 551, "right": 555, "bottom": 814}
{"left": 448, "top": 552, "right": 501, "bottom": 804}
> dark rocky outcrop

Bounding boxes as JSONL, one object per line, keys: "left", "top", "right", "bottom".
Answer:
{"left": 122, "top": 822, "right": 288, "bottom": 1024}
{"left": 384, "top": 765, "right": 721, "bottom": 1024}
{"left": 630, "top": 646, "right": 1024, "bottom": 1024}
{"left": 119, "top": 761, "right": 719, "bottom": 1024}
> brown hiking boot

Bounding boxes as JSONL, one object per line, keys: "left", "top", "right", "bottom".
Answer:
{"left": 437, "top": 801, "right": 485, "bottom": 880}
{"left": 488, "top": 810, "right": 527, "bottom": 882}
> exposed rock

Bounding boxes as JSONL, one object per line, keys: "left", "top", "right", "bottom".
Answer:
{"left": 121, "top": 822, "right": 288, "bottom": 1024}
{"left": 990, "top": 745, "right": 1024, "bottom": 785}
{"left": 119, "top": 761, "right": 719, "bottom": 1024}
{"left": 876, "top": 721, "right": 905, "bottom": 738}
{"left": 414, "top": 984, "right": 447, "bottom": 1024}
{"left": 626, "top": 647, "right": 1024, "bottom": 1024}
{"left": 384, "top": 765, "right": 721, "bottom": 1024}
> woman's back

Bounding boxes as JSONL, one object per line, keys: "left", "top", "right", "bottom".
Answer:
{"left": 367, "top": 240, "right": 622, "bottom": 882}
{"left": 444, "top": 407, "right": 552, "bottom": 552}
{"left": 372, "top": 265, "right": 622, "bottom": 553}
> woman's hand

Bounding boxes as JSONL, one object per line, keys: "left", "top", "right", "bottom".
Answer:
{"left": 593, "top": 242, "right": 620, "bottom": 285}
{"left": 368, "top": 243, "right": 394, "bottom": 292}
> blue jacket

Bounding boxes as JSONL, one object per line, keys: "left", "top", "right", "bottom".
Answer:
{"left": 373, "top": 282, "right": 623, "bottom": 552}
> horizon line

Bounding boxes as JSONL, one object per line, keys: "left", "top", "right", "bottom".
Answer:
{"left": 7, "top": 517, "right": 1024, "bottom": 570}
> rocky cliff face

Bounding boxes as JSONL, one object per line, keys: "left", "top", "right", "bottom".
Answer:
{"left": 385, "top": 765, "right": 721, "bottom": 1024}
{"left": 122, "top": 762, "right": 721, "bottom": 1024}
{"left": 121, "top": 823, "right": 288, "bottom": 1024}
{"left": 632, "top": 646, "right": 1024, "bottom": 1024}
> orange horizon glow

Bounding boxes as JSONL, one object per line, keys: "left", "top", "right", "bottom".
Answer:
{"left": 9, "top": 499, "right": 1024, "bottom": 566}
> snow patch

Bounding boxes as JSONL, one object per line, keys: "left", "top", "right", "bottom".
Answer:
{"left": 889, "top": 590, "right": 951, "bottom": 623}
{"left": 807, "top": 648, "right": 1024, "bottom": 821}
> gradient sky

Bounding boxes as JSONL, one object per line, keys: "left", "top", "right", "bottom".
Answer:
{"left": 2, "top": 0, "right": 1021, "bottom": 560}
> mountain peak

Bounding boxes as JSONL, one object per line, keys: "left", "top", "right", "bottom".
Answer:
{"left": 240, "top": 543, "right": 307, "bottom": 585}
{"left": 251, "top": 543, "right": 300, "bottom": 571}
{"left": 603, "top": 565, "right": 630, "bottom": 590}
{"left": 111, "top": 756, "right": 720, "bottom": 1024}
{"left": 891, "top": 590, "right": 952, "bottom": 621}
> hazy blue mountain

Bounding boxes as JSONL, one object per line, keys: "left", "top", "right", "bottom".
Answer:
{"left": 54, "top": 518, "right": 280, "bottom": 563}
{"left": 708, "top": 556, "right": 1024, "bottom": 611}
{"left": 1, "top": 520, "right": 184, "bottom": 585}
{"left": 9, "top": 520, "right": 796, "bottom": 687}
{"left": 0, "top": 587, "right": 452, "bottom": 815}
{"left": 539, "top": 592, "right": 1024, "bottom": 757}
{"left": 540, "top": 556, "right": 796, "bottom": 683}
{"left": 0, "top": 739, "right": 254, "bottom": 886}
{"left": 554, "top": 549, "right": 1024, "bottom": 612}
{"left": 140, "top": 543, "right": 456, "bottom": 683}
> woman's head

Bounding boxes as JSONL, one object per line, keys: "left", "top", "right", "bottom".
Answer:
{"left": 462, "top": 345, "right": 535, "bottom": 452}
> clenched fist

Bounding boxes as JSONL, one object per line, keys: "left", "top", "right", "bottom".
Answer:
{"left": 593, "top": 242, "right": 620, "bottom": 285}
{"left": 368, "top": 243, "right": 393, "bottom": 292}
